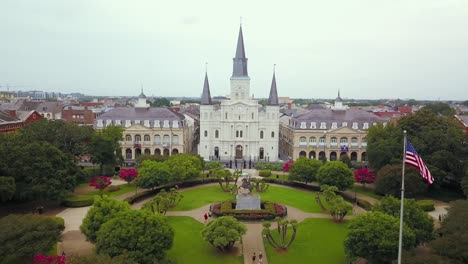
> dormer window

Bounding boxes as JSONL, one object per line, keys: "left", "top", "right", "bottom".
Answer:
{"left": 320, "top": 122, "right": 326, "bottom": 129}
{"left": 144, "top": 120, "right": 150, "bottom": 127}
{"left": 163, "top": 120, "right": 169, "bottom": 128}
{"left": 310, "top": 122, "right": 316, "bottom": 129}
{"left": 331, "top": 122, "right": 337, "bottom": 129}
{"left": 363, "top": 122, "right": 369, "bottom": 129}
{"left": 352, "top": 122, "right": 358, "bottom": 129}
{"left": 172, "top": 121, "right": 179, "bottom": 128}
{"left": 300, "top": 122, "right": 306, "bottom": 129}
{"left": 342, "top": 122, "right": 348, "bottom": 127}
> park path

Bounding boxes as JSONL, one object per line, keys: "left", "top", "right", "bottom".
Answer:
{"left": 56, "top": 180, "right": 130, "bottom": 256}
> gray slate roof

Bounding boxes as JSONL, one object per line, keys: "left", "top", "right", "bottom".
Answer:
{"left": 232, "top": 25, "right": 249, "bottom": 78}
{"left": 268, "top": 72, "right": 278, "bottom": 105}
{"left": 290, "top": 108, "right": 386, "bottom": 129}
{"left": 200, "top": 72, "right": 212, "bottom": 105}
{"left": 96, "top": 107, "right": 185, "bottom": 128}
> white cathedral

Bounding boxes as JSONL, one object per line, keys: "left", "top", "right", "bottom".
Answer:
{"left": 198, "top": 25, "right": 280, "bottom": 162}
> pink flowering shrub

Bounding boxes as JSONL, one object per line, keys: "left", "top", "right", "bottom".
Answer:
{"left": 119, "top": 168, "right": 138, "bottom": 184}
{"left": 34, "top": 254, "right": 66, "bottom": 264}
{"left": 282, "top": 160, "right": 294, "bottom": 172}
{"left": 89, "top": 176, "right": 112, "bottom": 196}
{"left": 354, "top": 168, "right": 376, "bottom": 185}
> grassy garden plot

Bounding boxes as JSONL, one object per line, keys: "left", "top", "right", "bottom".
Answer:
{"left": 63, "top": 183, "right": 138, "bottom": 207}
{"left": 264, "top": 218, "right": 349, "bottom": 264}
{"left": 172, "top": 185, "right": 235, "bottom": 211}
{"left": 164, "top": 216, "right": 242, "bottom": 264}
{"left": 171, "top": 184, "right": 322, "bottom": 213}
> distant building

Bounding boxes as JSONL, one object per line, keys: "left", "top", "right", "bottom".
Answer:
{"left": 0, "top": 109, "right": 43, "bottom": 133}
{"left": 95, "top": 90, "right": 194, "bottom": 161}
{"left": 199, "top": 25, "right": 280, "bottom": 162}
{"left": 454, "top": 115, "right": 468, "bottom": 135}
{"left": 62, "top": 105, "right": 98, "bottom": 125}
{"left": 279, "top": 93, "right": 386, "bottom": 162}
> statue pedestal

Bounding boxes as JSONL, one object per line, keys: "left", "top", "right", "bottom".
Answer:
{"left": 235, "top": 194, "right": 261, "bottom": 210}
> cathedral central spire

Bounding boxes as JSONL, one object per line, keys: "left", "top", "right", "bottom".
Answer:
{"left": 232, "top": 25, "right": 249, "bottom": 78}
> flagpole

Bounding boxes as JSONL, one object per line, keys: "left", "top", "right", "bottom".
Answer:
{"left": 397, "top": 130, "right": 407, "bottom": 264}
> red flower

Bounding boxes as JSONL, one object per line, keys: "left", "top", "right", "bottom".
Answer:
{"left": 89, "top": 176, "right": 112, "bottom": 190}
{"left": 34, "top": 254, "right": 66, "bottom": 264}
{"left": 119, "top": 168, "right": 138, "bottom": 183}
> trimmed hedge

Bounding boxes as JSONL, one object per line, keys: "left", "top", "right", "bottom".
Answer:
{"left": 124, "top": 178, "right": 219, "bottom": 204}
{"left": 210, "top": 200, "right": 287, "bottom": 220}
{"left": 356, "top": 198, "right": 373, "bottom": 211}
{"left": 416, "top": 200, "right": 435, "bottom": 212}
{"left": 61, "top": 195, "right": 94, "bottom": 207}
{"left": 261, "top": 178, "right": 322, "bottom": 192}
{"left": 255, "top": 163, "right": 284, "bottom": 171}
{"left": 106, "top": 185, "right": 121, "bottom": 193}
{"left": 258, "top": 170, "right": 272, "bottom": 177}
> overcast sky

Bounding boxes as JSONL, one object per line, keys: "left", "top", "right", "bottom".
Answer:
{"left": 1, "top": 0, "right": 467, "bottom": 100}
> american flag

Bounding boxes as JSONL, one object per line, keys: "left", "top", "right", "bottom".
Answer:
{"left": 405, "top": 140, "right": 434, "bottom": 184}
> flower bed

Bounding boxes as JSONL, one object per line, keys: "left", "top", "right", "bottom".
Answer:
{"left": 210, "top": 200, "right": 287, "bottom": 221}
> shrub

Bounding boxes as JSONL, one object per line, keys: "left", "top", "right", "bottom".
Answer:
{"left": 61, "top": 195, "right": 94, "bottom": 207}
{"left": 261, "top": 178, "right": 322, "bottom": 192}
{"left": 211, "top": 200, "right": 286, "bottom": 220}
{"left": 357, "top": 198, "right": 373, "bottom": 211}
{"left": 416, "top": 200, "right": 435, "bottom": 212}
{"left": 256, "top": 163, "right": 283, "bottom": 171}
{"left": 201, "top": 216, "right": 246, "bottom": 252}
{"left": 106, "top": 185, "right": 121, "bottom": 193}
{"left": 258, "top": 170, "right": 272, "bottom": 177}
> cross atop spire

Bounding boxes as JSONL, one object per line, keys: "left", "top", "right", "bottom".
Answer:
{"left": 232, "top": 24, "right": 248, "bottom": 77}
{"left": 201, "top": 69, "right": 212, "bottom": 105}
{"left": 268, "top": 65, "right": 279, "bottom": 105}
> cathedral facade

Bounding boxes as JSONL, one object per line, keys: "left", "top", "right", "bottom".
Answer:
{"left": 198, "top": 26, "right": 280, "bottom": 162}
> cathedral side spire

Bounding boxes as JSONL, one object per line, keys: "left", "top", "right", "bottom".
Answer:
{"left": 232, "top": 25, "right": 248, "bottom": 78}
{"left": 201, "top": 70, "right": 212, "bottom": 105}
{"left": 268, "top": 65, "right": 279, "bottom": 105}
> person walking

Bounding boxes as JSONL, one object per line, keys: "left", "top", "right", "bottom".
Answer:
{"left": 204, "top": 213, "right": 208, "bottom": 222}
{"left": 258, "top": 251, "right": 263, "bottom": 263}
{"left": 252, "top": 252, "right": 256, "bottom": 263}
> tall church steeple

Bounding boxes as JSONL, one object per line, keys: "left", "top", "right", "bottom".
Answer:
{"left": 232, "top": 25, "right": 249, "bottom": 78}
{"left": 268, "top": 65, "right": 279, "bottom": 105}
{"left": 200, "top": 70, "right": 212, "bottom": 105}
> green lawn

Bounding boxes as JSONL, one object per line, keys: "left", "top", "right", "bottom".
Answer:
{"left": 67, "top": 183, "right": 137, "bottom": 200}
{"left": 164, "top": 216, "right": 243, "bottom": 264}
{"left": 253, "top": 186, "right": 321, "bottom": 213}
{"left": 172, "top": 185, "right": 234, "bottom": 211}
{"left": 171, "top": 184, "right": 321, "bottom": 213}
{"left": 264, "top": 218, "right": 350, "bottom": 264}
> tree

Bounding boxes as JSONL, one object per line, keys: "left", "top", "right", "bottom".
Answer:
{"left": 339, "top": 154, "right": 351, "bottom": 167}
{"left": 344, "top": 211, "right": 416, "bottom": 264}
{"left": 0, "top": 176, "right": 15, "bottom": 202}
{"left": 263, "top": 218, "right": 298, "bottom": 251}
{"left": 96, "top": 210, "right": 174, "bottom": 263}
{"left": 201, "top": 216, "right": 247, "bottom": 252}
{"left": 135, "top": 153, "right": 168, "bottom": 167}
{"left": 150, "top": 97, "right": 171, "bottom": 107}
{"left": 80, "top": 195, "right": 130, "bottom": 242}
{"left": 89, "top": 135, "right": 116, "bottom": 174}
{"left": 375, "top": 165, "right": 428, "bottom": 197}
{"left": 165, "top": 154, "right": 202, "bottom": 181}
{"left": 366, "top": 123, "right": 401, "bottom": 172}
{"left": 119, "top": 168, "right": 138, "bottom": 184}
{"left": 136, "top": 160, "right": 171, "bottom": 190}
{"left": 373, "top": 196, "right": 434, "bottom": 244}
{"left": 316, "top": 185, "right": 352, "bottom": 222}
{"left": 89, "top": 176, "right": 112, "bottom": 197}
{"left": 430, "top": 200, "right": 468, "bottom": 263}
{"left": 422, "top": 103, "right": 455, "bottom": 116}
{"left": 0, "top": 139, "right": 80, "bottom": 201}
{"left": 354, "top": 167, "right": 376, "bottom": 186}
{"left": 204, "top": 161, "right": 222, "bottom": 171}
{"left": 0, "top": 214, "right": 64, "bottom": 263}
{"left": 212, "top": 169, "right": 236, "bottom": 192}
{"left": 316, "top": 161, "right": 354, "bottom": 190}
{"left": 142, "top": 188, "right": 183, "bottom": 215}
{"left": 98, "top": 125, "right": 124, "bottom": 163}
{"left": 288, "top": 157, "right": 321, "bottom": 184}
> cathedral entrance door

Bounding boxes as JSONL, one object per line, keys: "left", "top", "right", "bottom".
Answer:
{"left": 235, "top": 145, "right": 243, "bottom": 159}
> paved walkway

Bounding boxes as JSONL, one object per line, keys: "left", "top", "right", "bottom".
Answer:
{"left": 56, "top": 169, "right": 444, "bottom": 263}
